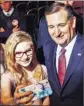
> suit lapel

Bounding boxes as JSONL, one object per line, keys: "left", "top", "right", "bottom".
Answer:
{"left": 63, "top": 34, "right": 84, "bottom": 88}
{"left": 48, "top": 45, "right": 61, "bottom": 94}
{"left": 45, "top": 41, "right": 61, "bottom": 94}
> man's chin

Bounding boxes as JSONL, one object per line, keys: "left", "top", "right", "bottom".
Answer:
{"left": 56, "top": 40, "right": 66, "bottom": 45}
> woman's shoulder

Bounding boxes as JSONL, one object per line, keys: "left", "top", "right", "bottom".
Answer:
{"left": 1, "top": 71, "right": 14, "bottom": 81}
{"left": 1, "top": 71, "right": 16, "bottom": 87}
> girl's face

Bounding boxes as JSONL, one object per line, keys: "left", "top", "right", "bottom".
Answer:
{"left": 14, "top": 41, "right": 34, "bottom": 67}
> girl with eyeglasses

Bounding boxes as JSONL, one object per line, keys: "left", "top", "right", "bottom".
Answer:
{"left": 1, "top": 31, "right": 49, "bottom": 105}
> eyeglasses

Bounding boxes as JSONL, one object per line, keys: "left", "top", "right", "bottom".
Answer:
{"left": 15, "top": 48, "right": 33, "bottom": 58}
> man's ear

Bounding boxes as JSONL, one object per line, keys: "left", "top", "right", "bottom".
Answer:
{"left": 72, "top": 16, "right": 76, "bottom": 28}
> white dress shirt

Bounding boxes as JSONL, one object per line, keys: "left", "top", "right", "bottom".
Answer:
{"left": 56, "top": 35, "right": 77, "bottom": 72}
{"left": 3, "top": 7, "right": 14, "bottom": 16}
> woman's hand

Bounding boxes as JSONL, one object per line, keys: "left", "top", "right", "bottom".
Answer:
{"left": 14, "top": 85, "right": 34, "bottom": 105}
{"left": 43, "top": 96, "right": 50, "bottom": 106}
{"left": 0, "top": 27, "right": 5, "bottom": 32}
{"left": 12, "top": 25, "right": 20, "bottom": 32}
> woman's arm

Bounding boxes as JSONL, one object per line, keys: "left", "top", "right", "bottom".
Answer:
{"left": 43, "top": 96, "right": 50, "bottom": 105}
{"left": 1, "top": 74, "right": 16, "bottom": 105}
{"left": 1, "top": 74, "right": 34, "bottom": 105}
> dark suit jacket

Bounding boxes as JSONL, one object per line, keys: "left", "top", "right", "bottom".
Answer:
{"left": 36, "top": 16, "right": 54, "bottom": 64}
{"left": 45, "top": 33, "right": 84, "bottom": 106}
{"left": 37, "top": 16, "right": 53, "bottom": 48}
{"left": 37, "top": 17, "right": 55, "bottom": 64}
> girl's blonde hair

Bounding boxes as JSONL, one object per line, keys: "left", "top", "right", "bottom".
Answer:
{"left": 5, "top": 31, "right": 34, "bottom": 85}
{"left": 0, "top": 43, "right": 6, "bottom": 73}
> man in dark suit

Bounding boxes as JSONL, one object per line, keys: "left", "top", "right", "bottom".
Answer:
{"left": 0, "top": 1, "right": 27, "bottom": 43}
{"left": 37, "top": 1, "right": 83, "bottom": 59}
{"left": 44, "top": 2, "right": 84, "bottom": 106}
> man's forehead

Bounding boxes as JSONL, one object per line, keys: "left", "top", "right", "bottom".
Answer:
{"left": 0, "top": 0, "right": 6, "bottom": 3}
{"left": 46, "top": 9, "right": 68, "bottom": 24}
{"left": 0, "top": 0, "right": 11, "bottom": 3}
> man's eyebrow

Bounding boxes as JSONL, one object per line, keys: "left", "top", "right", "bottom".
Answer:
{"left": 48, "top": 23, "right": 66, "bottom": 27}
{"left": 58, "top": 23, "right": 66, "bottom": 25}
{"left": 48, "top": 25, "right": 54, "bottom": 26}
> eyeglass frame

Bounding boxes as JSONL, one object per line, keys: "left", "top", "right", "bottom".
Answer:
{"left": 14, "top": 47, "right": 34, "bottom": 58}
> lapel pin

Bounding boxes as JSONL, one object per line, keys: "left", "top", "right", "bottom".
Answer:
{"left": 77, "top": 53, "right": 81, "bottom": 56}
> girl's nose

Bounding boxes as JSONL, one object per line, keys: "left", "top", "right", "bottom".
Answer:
{"left": 22, "top": 53, "right": 28, "bottom": 59}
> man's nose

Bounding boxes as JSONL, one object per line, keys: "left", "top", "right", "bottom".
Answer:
{"left": 54, "top": 26, "right": 61, "bottom": 36}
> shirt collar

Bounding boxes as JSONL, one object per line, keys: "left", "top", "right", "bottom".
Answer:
{"left": 3, "top": 7, "right": 14, "bottom": 16}
{"left": 65, "top": 35, "right": 77, "bottom": 52}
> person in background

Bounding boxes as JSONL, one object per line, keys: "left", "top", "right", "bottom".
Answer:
{"left": 37, "top": 1, "right": 83, "bottom": 64}
{"left": 1, "top": 31, "right": 50, "bottom": 105}
{"left": 44, "top": 2, "right": 84, "bottom": 106}
{"left": 0, "top": 43, "right": 5, "bottom": 105}
{"left": 72, "top": 1, "right": 84, "bottom": 17}
{"left": 0, "top": 43, "right": 5, "bottom": 75}
{"left": 69, "top": 1, "right": 83, "bottom": 35}
{"left": 0, "top": 0, "right": 27, "bottom": 43}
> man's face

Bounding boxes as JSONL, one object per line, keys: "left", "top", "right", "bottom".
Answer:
{"left": 46, "top": 10, "right": 76, "bottom": 47}
{"left": 15, "top": 41, "right": 34, "bottom": 68}
{"left": 0, "top": 1, "right": 12, "bottom": 12}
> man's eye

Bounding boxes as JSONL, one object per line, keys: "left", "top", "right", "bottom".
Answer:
{"left": 48, "top": 25, "right": 54, "bottom": 29}
{"left": 58, "top": 24, "right": 66, "bottom": 27}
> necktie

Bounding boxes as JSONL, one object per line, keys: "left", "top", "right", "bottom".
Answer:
{"left": 58, "top": 48, "right": 66, "bottom": 86}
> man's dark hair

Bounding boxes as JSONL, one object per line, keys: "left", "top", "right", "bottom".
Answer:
{"left": 45, "top": 2, "right": 76, "bottom": 19}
